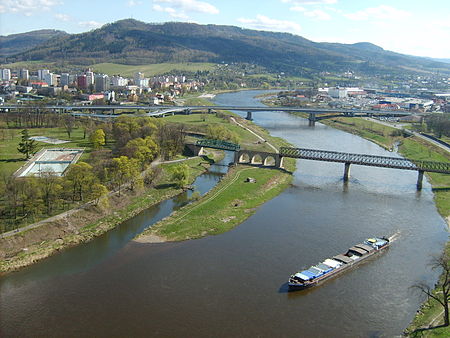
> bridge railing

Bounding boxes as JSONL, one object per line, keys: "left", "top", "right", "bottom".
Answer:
{"left": 279, "top": 147, "right": 450, "bottom": 174}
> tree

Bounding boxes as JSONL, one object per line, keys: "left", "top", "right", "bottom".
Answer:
{"left": 412, "top": 253, "right": 450, "bottom": 328}
{"left": 39, "top": 170, "right": 62, "bottom": 215}
{"left": 90, "top": 129, "right": 106, "bottom": 149}
{"left": 109, "top": 156, "right": 140, "bottom": 195}
{"left": 122, "top": 136, "right": 159, "bottom": 168}
{"left": 62, "top": 114, "right": 76, "bottom": 138}
{"left": 171, "top": 163, "right": 189, "bottom": 188}
{"left": 17, "top": 129, "right": 37, "bottom": 159}
{"left": 89, "top": 183, "right": 108, "bottom": 206}
{"left": 64, "top": 162, "right": 95, "bottom": 201}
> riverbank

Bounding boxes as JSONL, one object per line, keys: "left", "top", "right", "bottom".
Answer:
{"left": 405, "top": 242, "right": 450, "bottom": 337}
{"left": 137, "top": 159, "right": 295, "bottom": 243}
{"left": 0, "top": 156, "right": 213, "bottom": 274}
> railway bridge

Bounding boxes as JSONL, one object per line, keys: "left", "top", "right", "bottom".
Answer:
{"left": 186, "top": 140, "right": 450, "bottom": 190}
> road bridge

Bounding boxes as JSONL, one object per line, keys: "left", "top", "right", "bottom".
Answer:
{"left": 0, "top": 104, "right": 413, "bottom": 125}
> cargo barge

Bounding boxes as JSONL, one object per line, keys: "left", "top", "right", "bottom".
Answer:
{"left": 288, "top": 237, "right": 390, "bottom": 290}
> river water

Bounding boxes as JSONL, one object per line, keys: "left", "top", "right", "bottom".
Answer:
{"left": 0, "top": 90, "right": 448, "bottom": 337}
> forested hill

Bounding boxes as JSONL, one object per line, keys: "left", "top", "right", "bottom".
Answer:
{"left": 0, "top": 29, "right": 68, "bottom": 57}
{"left": 5, "top": 19, "right": 450, "bottom": 76}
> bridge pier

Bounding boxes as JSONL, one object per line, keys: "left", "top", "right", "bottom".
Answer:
{"left": 417, "top": 170, "right": 424, "bottom": 190}
{"left": 343, "top": 163, "right": 351, "bottom": 182}
{"left": 308, "top": 113, "right": 316, "bottom": 126}
{"left": 246, "top": 111, "right": 253, "bottom": 120}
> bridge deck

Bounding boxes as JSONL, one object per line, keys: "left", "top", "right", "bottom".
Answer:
{"left": 280, "top": 147, "right": 450, "bottom": 174}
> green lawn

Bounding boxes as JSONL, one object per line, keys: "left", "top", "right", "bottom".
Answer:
{"left": 91, "top": 62, "right": 216, "bottom": 77}
{"left": 142, "top": 164, "right": 293, "bottom": 241}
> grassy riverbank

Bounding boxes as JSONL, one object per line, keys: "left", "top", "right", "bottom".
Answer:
{"left": 406, "top": 242, "right": 450, "bottom": 337}
{"left": 0, "top": 156, "right": 212, "bottom": 274}
{"left": 137, "top": 159, "right": 295, "bottom": 242}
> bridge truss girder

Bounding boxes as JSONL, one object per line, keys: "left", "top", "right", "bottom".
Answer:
{"left": 279, "top": 147, "right": 450, "bottom": 174}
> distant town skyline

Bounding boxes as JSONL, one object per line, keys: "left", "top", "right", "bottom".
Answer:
{"left": 1, "top": 0, "right": 449, "bottom": 59}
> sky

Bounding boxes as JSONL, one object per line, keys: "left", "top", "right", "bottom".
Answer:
{"left": 0, "top": 0, "right": 449, "bottom": 59}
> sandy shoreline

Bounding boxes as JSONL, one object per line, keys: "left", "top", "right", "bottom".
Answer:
{"left": 134, "top": 234, "right": 166, "bottom": 243}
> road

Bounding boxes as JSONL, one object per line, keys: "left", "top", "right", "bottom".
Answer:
{"left": 365, "top": 117, "right": 450, "bottom": 154}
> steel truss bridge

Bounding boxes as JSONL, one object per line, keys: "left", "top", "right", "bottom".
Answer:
{"left": 196, "top": 139, "right": 240, "bottom": 152}
{"left": 280, "top": 147, "right": 450, "bottom": 174}
{"left": 280, "top": 147, "right": 450, "bottom": 189}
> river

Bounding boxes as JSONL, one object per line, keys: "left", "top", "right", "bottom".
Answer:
{"left": 0, "top": 90, "right": 448, "bottom": 337}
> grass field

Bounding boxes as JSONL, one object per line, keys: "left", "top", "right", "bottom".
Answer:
{"left": 140, "top": 163, "right": 293, "bottom": 241}
{"left": 0, "top": 127, "right": 98, "bottom": 177}
{"left": 91, "top": 62, "right": 216, "bottom": 77}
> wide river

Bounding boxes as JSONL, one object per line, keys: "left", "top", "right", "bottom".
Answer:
{"left": 0, "top": 90, "right": 448, "bottom": 337}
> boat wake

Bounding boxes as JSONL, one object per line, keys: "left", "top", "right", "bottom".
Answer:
{"left": 388, "top": 230, "right": 401, "bottom": 243}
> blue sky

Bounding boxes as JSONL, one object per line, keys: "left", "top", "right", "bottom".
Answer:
{"left": 1, "top": 0, "right": 449, "bottom": 58}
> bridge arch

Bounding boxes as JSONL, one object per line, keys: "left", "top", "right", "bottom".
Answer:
{"left": 251, "top": 154, "right": 263, "bottom": 165}
{"left": 263, "top": 156, "right": 276, "bottom": 167}
{"left": 238, "top": 153, "right": 251, "bottom": 164}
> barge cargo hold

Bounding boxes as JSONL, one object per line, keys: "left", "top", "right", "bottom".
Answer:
{"left": 288, "top": 237, "right": 390, "bottom": 290}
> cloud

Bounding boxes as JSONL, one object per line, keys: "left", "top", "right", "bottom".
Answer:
{"left": 238, "top": 15, "right": 302, "bottom": 34}
{"left": 55, "top": 13, "right": 71, "bottom": 22}
{"left": 78, "top": 21, "right": 104, "bottom": 29}
{"left": 303, "top": 9, "right": 331, "bottom": 20}
{"left": 290, "top": 6, "right": 331, "bottom": 20}
{"left": 344, "top": 5, "right": 411, "bottom": 21}
{"left": 152, "top": 4, "right": 188, "bottom": 19}
{"left": 281, "top": 0, "right": 337, "bottom": 5}
{"left": 0, "top": 0, "right": 61, "bottom": 15}
{"left": 152, "top": 0, "right": 219, "bottom": 15}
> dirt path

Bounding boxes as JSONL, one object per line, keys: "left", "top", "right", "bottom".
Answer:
{"left": 230, "top": 116, "right": 279, "bottom": 153}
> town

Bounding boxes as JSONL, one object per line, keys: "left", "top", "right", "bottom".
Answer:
{"left": 1, "top": 66, "right": 450, "bottom": 117}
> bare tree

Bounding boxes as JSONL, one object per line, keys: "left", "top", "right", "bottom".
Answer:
{"left": 412, "top": 253, "right": 450, "bottom": 328}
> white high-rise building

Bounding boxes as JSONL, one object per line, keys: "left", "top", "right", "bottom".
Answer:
{"left": 1, "top": 68, "right": 11, "bottom": 81}
{"left": 86, "top": 71, "right": 94, "bottom": 86}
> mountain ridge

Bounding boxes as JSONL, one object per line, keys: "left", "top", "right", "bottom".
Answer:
{"left": 3, "top": 19, "right": 450, "bottom": 76}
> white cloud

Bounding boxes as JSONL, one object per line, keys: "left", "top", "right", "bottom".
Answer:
{"left": 289, "top": 6, "right": 331, "bottom": 20}
{"left": 344, "top": 5, "right": 411, "bottom": 21}
{"left": 55, "top": 13, "right": 70, "bottom": 22}
{"left": 281, "top": 0, "right": 337, "bottom": 5}
{"left": 238, "top": 15, "right": 302, "bottom": 34}
{"left": 127, "top": 0, "right": 142, "bottom": 6}
{"left": 152, "top": 0, "right": 219, "bottom": 15}
{"left": 0, "top": 0, "right": 61, "bottom": 15}
{"left": 152, "top": 4, "right": 188, "bottom": 19}
{"left": 78, "top": 21, "right": 104, "bottom": 29}
{"left": 290, "top": 6, "right": 306, "bottom": 12}
{"left": 303, "top": 9, "right": 331, "bottom": 20}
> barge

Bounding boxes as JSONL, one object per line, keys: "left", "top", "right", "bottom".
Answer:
{"left": 288, "top": 237, "right": 390, "bottom": 290}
